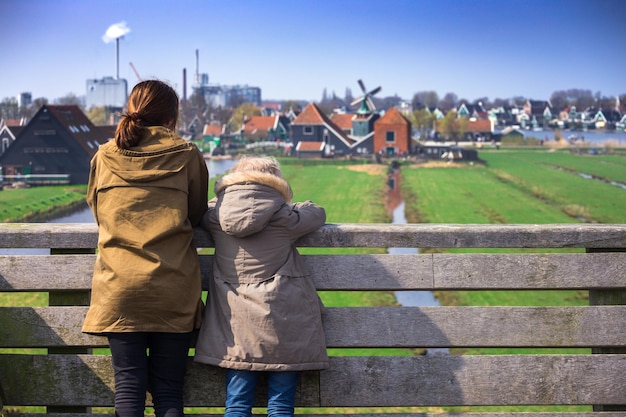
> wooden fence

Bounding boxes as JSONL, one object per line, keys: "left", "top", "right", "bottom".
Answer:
{"left": 0, "top": 223, "right": 625, "bottom": 417}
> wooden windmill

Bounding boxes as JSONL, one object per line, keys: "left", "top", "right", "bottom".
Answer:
{"left": 351, "top": 79, "right": 382, "bottom": 115}
{"left": 351, "top": 79, "right": 382, "bottom": 137}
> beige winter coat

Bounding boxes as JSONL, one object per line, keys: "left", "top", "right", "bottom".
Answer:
{"left": 82, "top": 126, "right": 208, "bottom": 334}
{"left": 193, "top": 170, "right": 329, "bottom": 371}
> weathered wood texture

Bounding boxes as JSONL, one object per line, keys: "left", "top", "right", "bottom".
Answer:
{"left": 2, "top": 252, "right": 625, "bottom": 291}
{"left": 0, "top": 355, "right": 624, "bottom": 407}
{"left": 1, "top": 222, "right": 626, "bottom": 249}
{"left": 10, "top": 414, "right": 626, "bottom": 417}
{"left": 1, "top": 306, "right": 625, "bottom": 349}
{"left": 1, "top": 223, "right": 625, "bottom": 416}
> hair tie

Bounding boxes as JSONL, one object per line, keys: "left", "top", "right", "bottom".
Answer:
{"left": 130, "top": 112, "right": 140, "bottom": 120}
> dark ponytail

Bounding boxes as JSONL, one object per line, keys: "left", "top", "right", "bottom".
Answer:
{"left": 115, "top": 80, "right": 179, "bottom": 149}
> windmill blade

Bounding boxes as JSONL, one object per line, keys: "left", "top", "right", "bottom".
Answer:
{"left": 368, "top": 86, "right": 382, "bottom": 96}
{"left": 366, "top": 97, "right": 376, "bottom": 111}
{"left": 357, "top": 79, "right": 367, "bottom": 93}
{"left": 351, "top": 96, "right": 363, "bottom": 107}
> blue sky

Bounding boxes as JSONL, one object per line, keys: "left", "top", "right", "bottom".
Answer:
{"left": 1, "top": 0, "right": 625, "bottom": 104}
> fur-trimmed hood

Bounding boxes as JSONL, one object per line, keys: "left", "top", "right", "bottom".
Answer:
{"left": 215, "top": 170, "right": 292, "bottom": 202}
{"left": 211, "top": 170, "right": 293, "bottom": 238}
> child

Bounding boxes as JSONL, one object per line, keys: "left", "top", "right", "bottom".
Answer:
{"left": 194, "top": 156, "right": 328, "bottom": 417}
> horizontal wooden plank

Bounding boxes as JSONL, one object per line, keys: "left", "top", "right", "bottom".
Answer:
{"left": 1, "top": 253, "right": 625, "bottom": 292}
{"left": 0, "top": 355, "right": 624, "bottom": 407}
{"left": 432, "top": 252, "right": 626, "bottom": 290}
{"left": 323, "top": 306, "right": 626, "bottom": 348}
{"left": 1, "top": 223, "right": 626, "bottom": 249}
{"left": 10, "top": 414, "right": 626, "bottom": 417}
{"left": 2, "top": 306, "right": 625, "bottom": 349}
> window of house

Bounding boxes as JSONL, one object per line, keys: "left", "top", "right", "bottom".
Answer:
{"left": 386, "top": 131, "right": 395, "bottom": 142}
{"left": 304, "top": 126, "right": 313, "bottom": 135}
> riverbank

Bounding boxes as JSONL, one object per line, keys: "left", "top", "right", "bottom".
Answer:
{"left": 0, "top": 185, "right": 88, "bottom": 223}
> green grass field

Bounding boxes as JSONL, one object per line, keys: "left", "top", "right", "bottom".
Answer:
{"left": 0, "top": 184, "right": 88, "bottom": 223}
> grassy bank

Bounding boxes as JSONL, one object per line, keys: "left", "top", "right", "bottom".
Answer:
{"left": 0, "top": 185, "right": 88, "bottom": 223}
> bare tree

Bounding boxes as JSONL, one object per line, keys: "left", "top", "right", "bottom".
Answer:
{"left": 54, "top": 93, "right": 84, "bottom": 108}
{"left": 438, "top": 92, "right": 458, "bottom": 112}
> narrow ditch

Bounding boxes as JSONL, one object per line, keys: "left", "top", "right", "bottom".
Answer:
{"left": 387, "top": 164, "right": 449, "bottom": 355}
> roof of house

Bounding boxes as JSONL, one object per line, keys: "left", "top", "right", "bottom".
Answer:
{"left": 96, "top": 125, "right": 116, "bottom": 141}
{"left": 465, "top": 119, "right": 493, "bottom": 133}
{"left": 0, "top": 124, "right": 25, "bottom": 139}
{"left": 1, "top": 118, "right": 28, "bottom": 127}
{"left": 330, "top": 113, "right": 355, "bottom": 130}
{"left": 242, "top": 115, "right": 277, "bottom": 135}
{"left": 203, "top": 123, "right": 224, "bottom": 136}
{"left": 292, "top": 103, "right": 354, "bottom": 146}
{"left": 291, "top": 103, "right": 327, "bottom": 125}
{"left": 44, "top": 105, "right": 114, "bottom": 156}
{"left": 377, "top": 107, "right": 411, "bottom": 125}
{"left": 296, "top": 141, "right": 324, "bottom": 151}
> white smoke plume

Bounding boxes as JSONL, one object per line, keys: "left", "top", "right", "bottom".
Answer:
{"left": 102, "top": 22, "right": 131, "bottom": 43}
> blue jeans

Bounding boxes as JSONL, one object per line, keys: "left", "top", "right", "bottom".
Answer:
{"left": 107, "top": 332, "right": 193, "bottom": 417}
{"left": 225, "top": 369, "right": 300, "bottom": 417}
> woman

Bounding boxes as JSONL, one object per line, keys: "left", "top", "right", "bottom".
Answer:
{"left": 82, "top": 80, "right": 209, "bottom": 417}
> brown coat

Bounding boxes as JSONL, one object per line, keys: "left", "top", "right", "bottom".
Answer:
{"left": 193, "top": 170, "right": 329, "bottom": 371}
{"left": 82, "top": 126, "right": 208, "bottom": 334}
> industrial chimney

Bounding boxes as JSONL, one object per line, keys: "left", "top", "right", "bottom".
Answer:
{"left": 182, "top": 68, "right": 187, "bottom": 101}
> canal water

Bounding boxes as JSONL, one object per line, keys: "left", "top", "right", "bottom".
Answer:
{"left": 388, "top": 200, "right": 449, "bottom": 356}
{"left": 530, "top": 129, "right": 626, "bottom": 146}
{"left": 47, "top": 158, "right": 237, "bottom": 224}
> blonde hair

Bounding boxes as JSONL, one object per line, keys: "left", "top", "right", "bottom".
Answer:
{"left": 230, "top": 156, "right": 283, "bottom": 178}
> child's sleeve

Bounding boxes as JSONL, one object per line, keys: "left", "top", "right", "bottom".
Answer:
{"left": 287, "top": 201, "right": 326, "bottom": 238}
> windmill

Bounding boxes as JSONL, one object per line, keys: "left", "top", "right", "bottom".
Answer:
{"left": 351, "top": 79, "right": 382, "bottom": 115}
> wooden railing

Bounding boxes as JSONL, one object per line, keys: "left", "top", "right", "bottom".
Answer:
{"left": 0, "top": 223, "right": 625, "bottom": 417}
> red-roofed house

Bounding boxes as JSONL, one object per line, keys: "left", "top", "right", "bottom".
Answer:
{"left": 330, "top": 113, "right": 355, "bottom": 135}
{"left": 290, "top": 103, "right": 354, "bottom": 157}
{"left": 203, "top": 123, "right": 224, "bottom": 137}
{"left": 465, "top": 119, "right": 494, "bottom": 141}
{"left": 373, "top": 108, "right": 412, "bottom": 155}
{"left": 0, "top": 105, "right": 115, "bottom": 184}
{"left": 295, "top": 140, "right": 325, "bottom": 159}
{"left": 242, "top": 115, "right": 290, "bottom": 142}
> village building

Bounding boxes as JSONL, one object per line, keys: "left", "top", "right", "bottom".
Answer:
{"left": 524, "top": 99, "right": 553, "bottom": 128}
{"left": 373, "top": 107, "right": 412, "bottom": 155}
{"left": 464, "top": 119, "right": 495, "bottom": 141}
{"left": 329, "top": 113, "right": 355, "bottom": 136}
{"left": 0, "top": 120, "right": 25, "bottom": 157}
{"left": 241, "top": 115, "right": 290, "bottom": 142}
{"left": 0, "top": 105, "right": 115, "bottom": 185}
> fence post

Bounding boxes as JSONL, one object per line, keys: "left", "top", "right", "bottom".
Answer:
{"left": 587, "top": 247, "right": 626, "bottom": 412}
{"left": 48, "top": 247, "right": 95, "bottom": 414}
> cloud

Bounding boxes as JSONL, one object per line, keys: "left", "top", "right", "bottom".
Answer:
{"left": 102, "top": 22, "right": 131, "bottom": 43}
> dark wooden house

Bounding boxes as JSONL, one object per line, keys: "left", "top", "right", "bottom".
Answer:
{"left": 0, "top": 105, "right": 115, "bottom": 185}
{"left": 290, "top": 103, "right": 354, "bottom": 157}
{"left": 0, "top": 122, "right": 24, "bottom": 157}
